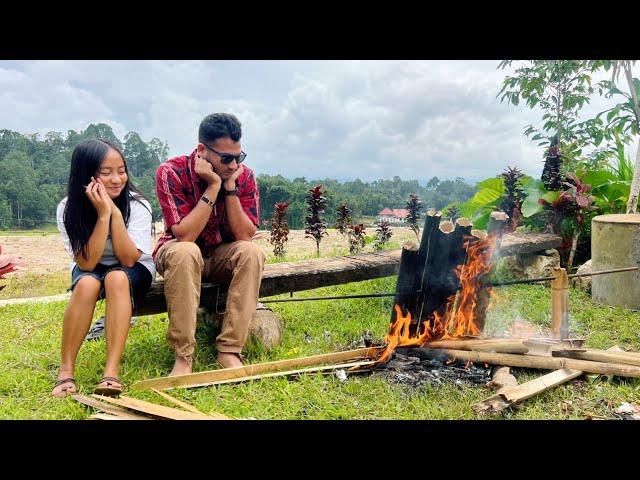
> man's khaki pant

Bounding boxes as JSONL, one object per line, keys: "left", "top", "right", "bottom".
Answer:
{"left": 154, "top": 239, "right": 266, "bottom": 357}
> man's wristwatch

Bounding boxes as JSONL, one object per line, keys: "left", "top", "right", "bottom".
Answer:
{"left": 201, "top": 194, "right": 216, "bottom": 207}
{"left": 224, "top": 188, "right": 238, "bottom": 196}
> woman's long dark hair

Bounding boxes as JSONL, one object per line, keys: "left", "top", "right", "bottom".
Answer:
{"left": 63, "top": 139, "right": 149, "bottom": 260}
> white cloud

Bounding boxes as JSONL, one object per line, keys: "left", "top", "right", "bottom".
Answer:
{"left": 0, "top": 60, "right": 633, "bottom": 185}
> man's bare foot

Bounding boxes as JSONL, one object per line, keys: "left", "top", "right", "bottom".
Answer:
{"left": 52, "top": 372, "right": 77, "bottom": 398}
{"left": 169, "top": 355, "right": 192, "bottom": 376}
{"left": 217, "top": 352, "right": 243, "bottom": 369}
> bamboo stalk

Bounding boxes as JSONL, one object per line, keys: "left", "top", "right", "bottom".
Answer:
{"left": 200, "top": 360, "right": 375, "bottom": 387}
{"left": 150, "top": 388, "right": 230, "bottom": 419}
{"left": 551, "top": 267, "right": 569, "bottom": 339}
{"left": 91, "top": 394, "right": 218, "bottom": 420}
{"left": 89, "top": 413, "right": 133, "bottom": 420}
{"left": 423, "top": 338, "right": 529, "bottom": 354}
{"left": 422, "top": 348, "right": 640, "bottom": 378}
{"left": 72, "top": 394, "right": 153, "bottom": 420}
{"left": 552, "top": 349, "right": 640, "bottom": 367}
{"left": 133, "top": 347, "right": 382, "bottom": 391}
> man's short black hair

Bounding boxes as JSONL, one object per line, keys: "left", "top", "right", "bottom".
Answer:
{"left": 198, "top": 113, "right": 242, "bottom": 144}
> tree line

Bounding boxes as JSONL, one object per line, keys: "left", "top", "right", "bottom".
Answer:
{"left": 0, "top": 123, "right": 476, "bottom": 230}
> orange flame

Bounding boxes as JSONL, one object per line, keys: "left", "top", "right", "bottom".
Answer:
{"left": 377, "top": 234, "right": 499, "bottom": 363}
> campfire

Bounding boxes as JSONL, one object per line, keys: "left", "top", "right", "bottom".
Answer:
{"left": 370, "top": 210, "right": 640, "bottom": 415}
{"left": 377, "top": 211, "right": 506, "bottom": 364}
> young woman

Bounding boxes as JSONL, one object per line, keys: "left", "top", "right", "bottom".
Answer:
{"left": 53, "top": 139, "right": 155, "bottom": 397}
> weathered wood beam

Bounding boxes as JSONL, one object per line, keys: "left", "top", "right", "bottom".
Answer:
{"left": 132, "top": 347, "right": 382, "bottom": 391}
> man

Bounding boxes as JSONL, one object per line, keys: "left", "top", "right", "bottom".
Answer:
{"left": 153, "top": 113, "right": 266, "bottom": 375}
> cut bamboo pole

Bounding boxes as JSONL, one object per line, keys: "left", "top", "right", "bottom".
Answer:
{"left": 91, "top": 394, "right": 218, "bottom": 420}
{"left": 421, "top": 348, "right": 640, "bottom": 378}
{"left": 424, "top": 338, "right": 529, "bottom": 354}
{"left": 72, "top": 394, "right": 153, "bottom": 420}
{"left": 551, "top": 267, "right": 569, "bottom": 339}
{"left": 201, "top": 360, "right": 375, "bottom": 387}
{"left": 89, "top": 413, "right": 132, "bottom": 420}
{"left": 149, "top": 388, "right": 230, "bottom": 419}
{"left": 552, "top": 349, "right": 640, "bottom": 367}
{"left": 133, "top": 347, "right": 382, "bottom": 391}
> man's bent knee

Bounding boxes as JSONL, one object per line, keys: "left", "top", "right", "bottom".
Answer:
{"left": 166, "top": 242, "right": 203, "bottom": 265}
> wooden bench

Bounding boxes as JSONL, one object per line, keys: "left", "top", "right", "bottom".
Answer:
{"left": 132, "top": 232, "right": 562, "bottom": 317}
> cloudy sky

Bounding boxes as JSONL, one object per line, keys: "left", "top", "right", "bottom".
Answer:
{"left": 0, "top": 60, "right": 631, "bottom": 184}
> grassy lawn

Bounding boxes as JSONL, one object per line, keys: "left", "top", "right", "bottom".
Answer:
{"left": 2, "top": 275, "right": 640, "bottom": 419}
{"left": 0, "top": 224, "right": 58, "bottom": 236}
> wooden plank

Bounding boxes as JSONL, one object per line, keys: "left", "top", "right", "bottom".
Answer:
{"left": 133, "top": 233, "right": 562, "bottom": 316}
{"left": 150, "top": 388, "right": 231, "bottom": 419}
{"left": 424, "top": 348, "right": 640, "bottom": 378}
{"left": 72, "top": 394, "right": 153, "bottom": 420}
{"left": 474, "top": 368, "right": 583, "bottom": 414}
{"left": 199, "top": 360, "right": 375, "bottom": 388}
{"left": 89, "top": 413, "right": 133, "bottom": 420}
{"left": 132, "top": 347, "right": 382, "bottom": 391}
{"left": 91, "top": 394, "right": 218, "bottom": 420}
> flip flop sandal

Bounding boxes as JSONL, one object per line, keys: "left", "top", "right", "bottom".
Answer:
{"left": 53, "top": 377, "right": 77, "bottom": 396}
{"left": 85, "top": 317, "right": 138, "bottom": 341}
{"left": 94, "top": 376, "right": 123, "bottom": 397}
{"left": 85, "top": 317, "right": 105, "bottom": 341}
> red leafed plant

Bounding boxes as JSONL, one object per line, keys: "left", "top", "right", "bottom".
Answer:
{"left": 304, "top": 185, "right": 328, "bottom": 257}
{"left": 373, "top": 220, "right": 393, "bottom": 251}
{"left": 348, "top": 223, "right": 366, "bottom": 254}
{"left": 538, "top": 172, "right": 596, "bottom": 271}
{"left": 334, "top": 203, "right": 352, "bottom": 236}
{"left": 0, "top": 244, "right": 23, "bottom": 291}
{"left": 269, "top": 202, "right": 290, "bottom": 259}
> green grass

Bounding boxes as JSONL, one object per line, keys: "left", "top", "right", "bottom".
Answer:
{"left": 2, "top": 277, "right": 640, "bottom": 419}
{"left": 0, "top": 271, "right": 69, "bottom": 300}
{"left": 0, "top": 224, "right": 58, "bottom": 236}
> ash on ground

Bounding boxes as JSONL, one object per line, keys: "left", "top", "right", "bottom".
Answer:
{"left": 373, "top": 348, "right": 492, "bottom": 388}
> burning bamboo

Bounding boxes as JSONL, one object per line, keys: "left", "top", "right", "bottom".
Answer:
{"left": 391, "top": 241, "right": 419, "bottom": 330}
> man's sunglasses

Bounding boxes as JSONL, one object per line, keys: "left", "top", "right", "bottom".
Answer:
{"left": 203, "top": 144, "right": 247, "bottom": 165}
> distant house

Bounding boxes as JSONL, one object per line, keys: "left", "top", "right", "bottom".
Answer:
{"left": 378, "top": 208, "right": 408, "bottom": 223}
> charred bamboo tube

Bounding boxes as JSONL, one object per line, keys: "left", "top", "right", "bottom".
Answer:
{"left": 392, "top": 242, "right": 419, "bottom": 326}
{"left": 551, "top": 267, "right": 569, "bottom": 339}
